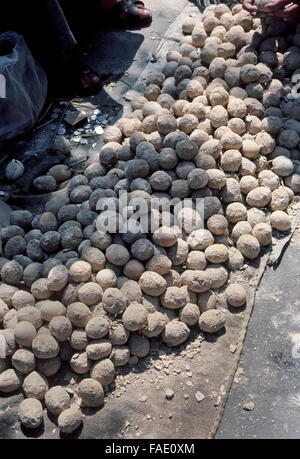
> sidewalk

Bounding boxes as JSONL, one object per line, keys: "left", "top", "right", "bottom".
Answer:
{"left": 216, "top": 226, "right": 300, "bottom": 439}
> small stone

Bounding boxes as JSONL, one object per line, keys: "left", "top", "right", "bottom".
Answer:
{"left": 195, "top": 391, "right": 205, "bottom": 402}
{"left": 129, "top": 356, "right": 139, "bottom": 366}
{"left": 19, "top": 398, "right": 43, "bottom": 429}
{"left": 139, "top": 396, "right": 147, "bottom": 402}
{"left": 243, "top": 401, "right": 255, "bottom": 411}
{"left": 45, "top": 386, "right": 70, "bottom": 415}
{"left": 230, "top": 344, "right": 237, "bottom": 353}
{"left": 6, "top": 160, "right": 24, "bottom": 181}
{"left": 78, "top": 378, "right": 104, "bottom": 408}
{"left": 0, "top": 369, "right": 22, "bottom": 393}
{"left": 23, "top": 371, "right": 49, "bottom": 400}
{"left": 58, "top": 407, "right": 82, "bottom": 434}
{"left": 53, "top": 136, "right": 71, "bottom": 154}
{"left": 165, "top": 388, "right": 174, "bottom": 400}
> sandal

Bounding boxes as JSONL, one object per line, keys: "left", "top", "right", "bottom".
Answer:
{"left": 78, "top": 65, "right": 103, "bottom": 96}
{"left": 48, "top": 64, "right": 103, "bottom": 98}
{"left": 99, "top": 0, "right": 152, "bottom": 29}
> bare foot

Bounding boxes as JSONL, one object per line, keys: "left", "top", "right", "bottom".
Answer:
{"left": 97, "top": 0, "right": 152, "bottom": 27}
{"left": 80, "top": 67, "right": 101, "bottom": 91}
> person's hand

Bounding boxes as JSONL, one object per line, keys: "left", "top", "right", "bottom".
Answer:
{"left": 274, "top": 2, "right": 300, "bottom": 19}
{"left": 262, "top": 0, "right": 293, "bottom": 11}
{"left": 242, "top": 0, "right": 258, "bottom": 15}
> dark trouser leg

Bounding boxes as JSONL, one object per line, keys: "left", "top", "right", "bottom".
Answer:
{"left": 0, "top": 1, "right": 77, "bottom": 68}
{"left": 43, "top": 0, "right": 77, "bottom": 53}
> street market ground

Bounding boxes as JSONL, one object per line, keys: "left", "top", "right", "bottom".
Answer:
{"left": 0, "top": 0, "right": 300, "bottom": 439}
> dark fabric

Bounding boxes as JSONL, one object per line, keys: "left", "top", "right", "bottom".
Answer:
{"left": 0, "top": 31, "right": 48, "bottom": 142}
{"left": 0, "top": 1, "right": 77, "bottom": 67}
{"left": 119, "top": 0, "right": 145, "bottom": 14}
